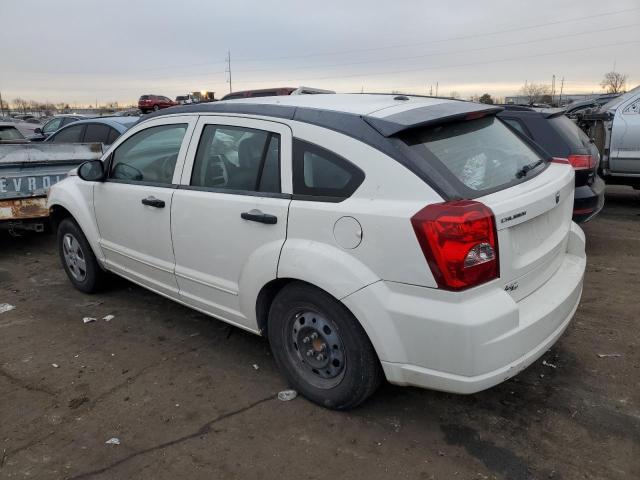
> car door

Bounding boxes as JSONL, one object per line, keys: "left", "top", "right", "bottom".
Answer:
{"left": 172, "top": 116, "right": 292, "bottom": 331}
{"left": 611, "top": 94, "right": 640, "bottom": 174}
{"left": 93, "top": 115, "right": 197, "bottom": 297}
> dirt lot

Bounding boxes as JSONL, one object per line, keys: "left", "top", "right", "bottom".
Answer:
{"left": 1, "top": 186, "right": 638, "bottom": 480}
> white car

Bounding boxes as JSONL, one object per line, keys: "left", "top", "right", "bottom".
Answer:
{"left": 47, "top": 94, "right": 586, "bottom": 409}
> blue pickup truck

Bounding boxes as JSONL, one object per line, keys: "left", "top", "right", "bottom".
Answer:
{"left": 0, "top": 143, "right": 103, "bottom": 234}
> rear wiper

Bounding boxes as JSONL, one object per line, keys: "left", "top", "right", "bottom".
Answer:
{"left": 515, "top": 159, "right": 545, "bottom": 179}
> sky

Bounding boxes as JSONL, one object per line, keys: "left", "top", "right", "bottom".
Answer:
{"left": 1, "top": 0, "right": 639, "bottom": 106}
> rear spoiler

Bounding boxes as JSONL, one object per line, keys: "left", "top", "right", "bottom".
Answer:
{"left": 363, "top": 103, "right": 504, "bottom": 137}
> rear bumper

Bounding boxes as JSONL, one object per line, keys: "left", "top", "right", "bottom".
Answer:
{"left": 572, "top": 176, "right": 605, "bottom": 223}
{"left": 342, "top": 222, "right": 586, "bottom": 394}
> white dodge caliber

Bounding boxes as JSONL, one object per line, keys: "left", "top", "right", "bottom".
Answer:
{"left": 47, "top": 94, "right": 586, "bottom": 409}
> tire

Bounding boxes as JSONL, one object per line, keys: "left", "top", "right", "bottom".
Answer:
{"left": 153, "top": 104, "right": 160, "bottom": 111}
{"left": 268, "top": 282, "right": 382, "bottom": 410}
{"left": 57, "top": 218, "right": 106, "bottom": 293}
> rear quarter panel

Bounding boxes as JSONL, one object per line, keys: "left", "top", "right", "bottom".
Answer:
{"left": 278, "top": 121, "right": 442, "bottom": 300}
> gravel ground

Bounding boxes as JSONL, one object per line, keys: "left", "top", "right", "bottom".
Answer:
{"left": 1, "top": 185, "right": 638, "bottom": 480}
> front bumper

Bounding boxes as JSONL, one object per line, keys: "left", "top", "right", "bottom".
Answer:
{"left": 342, "top": 223, "right": 586, "bottom": 394}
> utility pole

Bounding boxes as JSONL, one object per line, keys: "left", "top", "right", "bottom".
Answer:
{"left": 0, "top": 90, "right": 4, "bottom": 116}
{"left": 429, "top": 85, "right": 433, "bottom": 96}
{"left": 559, "top": 77, "right": 564, "bottom": 106}
{"left": 435, "top": 82, "right": 438, "bottom": 97}
{"left": 551, "top": 75, "right": 555, "bottom": 105}
{"left": 226, "top": 50, "right": 233, "bottom": 94}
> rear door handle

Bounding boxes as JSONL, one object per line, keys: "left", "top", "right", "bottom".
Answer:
{"left": 241, "top": 209, "right": 277, "bottom": 224}
{"left": 141, "top": 196, "right": 165, "bottom": 208}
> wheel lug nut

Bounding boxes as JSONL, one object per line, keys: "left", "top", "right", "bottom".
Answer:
{"left": 306, "top": 349, "right": 314, "bottom": 357}
{"left": 302, "top": 336, "right": 310, "bottom": 344}
{"left": 316, "top": 354, "right": 324, "bottom": 361}
{"left": 310, "top": 332, "right": 318, "bottom": 340}
{"left": 320, "top": 343, "right": 327, "bottom": 351}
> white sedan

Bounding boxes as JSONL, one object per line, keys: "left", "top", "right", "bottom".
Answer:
{"left": 47, "top": 94, "right": 586, "bottom": 409}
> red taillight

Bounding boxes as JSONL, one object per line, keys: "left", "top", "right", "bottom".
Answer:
{"left": 567, "top": 154, "right": 596, "bottom": 170}
{"left": 411, "top": 200, "right": 499, "bottom": 291}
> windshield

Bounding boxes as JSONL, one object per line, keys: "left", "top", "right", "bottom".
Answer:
{"left": 400, "top": 116, "right": 545, "bottom": 194}
{"left": 600, "top": 85, "right": 640, "bottom": 111}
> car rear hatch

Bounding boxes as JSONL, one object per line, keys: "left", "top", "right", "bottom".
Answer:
{"left": 477, "top": 163, "right": 574, "bottom": 301}
{"left": 388, "top": 109, "right": 575, "bottom": 299}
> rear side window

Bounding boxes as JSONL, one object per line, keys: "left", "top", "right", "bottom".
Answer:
{"left": 106, "top": 128, "right": 121, "bottom": 144}
{"left": 51, "top": 124, "right": 85, "bottom": 143}
{"left": 84, "top": 123, "right": 111, "bottom": 144}
{"left": 191, "top": 125, "right": 280, "bottom": 193}
{"left": 548, "top": 115, "right": 590, "bottom": 149}
{"left": 400, "top": 116, "right": 544, "bottom": 194}
{"left": 0, "top": 126, "right": 24, "bottom": 140}
{"left": 293, "top": 139, "right": 364, "bottom": 200}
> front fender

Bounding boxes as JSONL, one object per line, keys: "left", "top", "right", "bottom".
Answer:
{"left": 47, "top": 177, "right": 103, "bottom": 263}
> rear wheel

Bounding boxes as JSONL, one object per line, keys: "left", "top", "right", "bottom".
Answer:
{"left": 57, "top": 218, "right": 106, "bottom": 293}
{"left": 153, "top": 104, "right": 160, "bottom": 111}
{"left": 268, "top": 282, "right": 382, "bottom": 410}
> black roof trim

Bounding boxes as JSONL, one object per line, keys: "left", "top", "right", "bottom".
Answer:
{"left": 134, "top": 99, "right": 509, "bottom": 201}
{"left": 364, "top": 103, "right": 503, "bottom": 137}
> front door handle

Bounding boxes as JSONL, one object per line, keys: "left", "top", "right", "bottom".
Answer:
{"left": 241, "top": 209, "right": 277, "bottom": 224}
{"left": 141, "top": 196, "right": 165, "bottom": 208}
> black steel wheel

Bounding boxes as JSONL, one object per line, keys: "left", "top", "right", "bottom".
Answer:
{"left": 268, "top": 282, "right": 382, "bottom": 410}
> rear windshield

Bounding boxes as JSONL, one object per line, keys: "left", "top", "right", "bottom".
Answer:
{"left": 140, "top": 95, "right": 150, "bottom": 100}
{"left": 549, "top": 115, "right": 590, "bottom": 149}
{"left": 0, "top": 126, "right": 24, "bottom": 140}
{"left": 400, "top": 116, "right": 545, "bottom": 194}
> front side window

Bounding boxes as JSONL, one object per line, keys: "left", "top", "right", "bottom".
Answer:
{"left": 109, "top": 124, "right": 187, "bottom": 184}
{"left": 400, "top": 116, "right": 545, "bottom": 194}
{"left": 293, "top": 139, "right": 364, "bottom": 199}
{"left": 43, "top": 117, "right": 63, "bottom": 133}
{"left": 51, "top": 124, "right": 85, "bottom": 143}
{"left": 191, "top": 125, "right": 280, "bottom": 193}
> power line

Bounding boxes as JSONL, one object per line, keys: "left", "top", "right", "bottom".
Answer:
{"left": 232, "top": 6, "right": 640, "bottom": 63}
{"left": 233, "top": 39, "right": 640, "bottom": 85}
{"left": 231, "top": 23, "right": 637, "bottom": 76}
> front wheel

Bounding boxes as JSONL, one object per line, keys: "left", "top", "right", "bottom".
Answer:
{"left": 268, "top": 283, "right": 382, "bottom": 410}
{"left": 57, "top": 218, "right": 106, "bottom": 293}
{"left": 153, "top": 104, "right": 160, "bottom": 111}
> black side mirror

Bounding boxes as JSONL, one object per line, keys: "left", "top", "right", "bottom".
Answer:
{"left": 78, "top": 160, "right": 105, "bottom": 182}
{"left": 34, "top": 127, "right": 42, "bottom": 134}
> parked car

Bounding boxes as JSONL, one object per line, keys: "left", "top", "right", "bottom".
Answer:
{"left": 28, "top": 114, "right": 87, "bottom": 142}
{"left": 497, "top": 106, "right": 604, "bottom": 223}
{"left": 580, "top": 85, "right": 640, "bottom": 189}
{"left": 48, "top": 94, "right": 585, "bottom": 409}
{"left": 175, "top": 94, "right": 198, "bottom": 105}
{"left": 221, "top": 86, "right": 335, "bottom": 101}
{"left": 138, "top": 94, "right": 177, "bottom": 113}
{"left": 45, "top": 117, "right": 138, "bottom": 145}
{"left": 0, "top": 122, "right": 29, "bottom": 144}
{"left": 564, "top": 93, "right": 621, "bottom": 119}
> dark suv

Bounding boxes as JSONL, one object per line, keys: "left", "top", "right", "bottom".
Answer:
{"left": 138, "top": 95, "right": 177, "bottom": 113}
{"left": 498, "top": 106, "right": 605, "bottom": 223}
